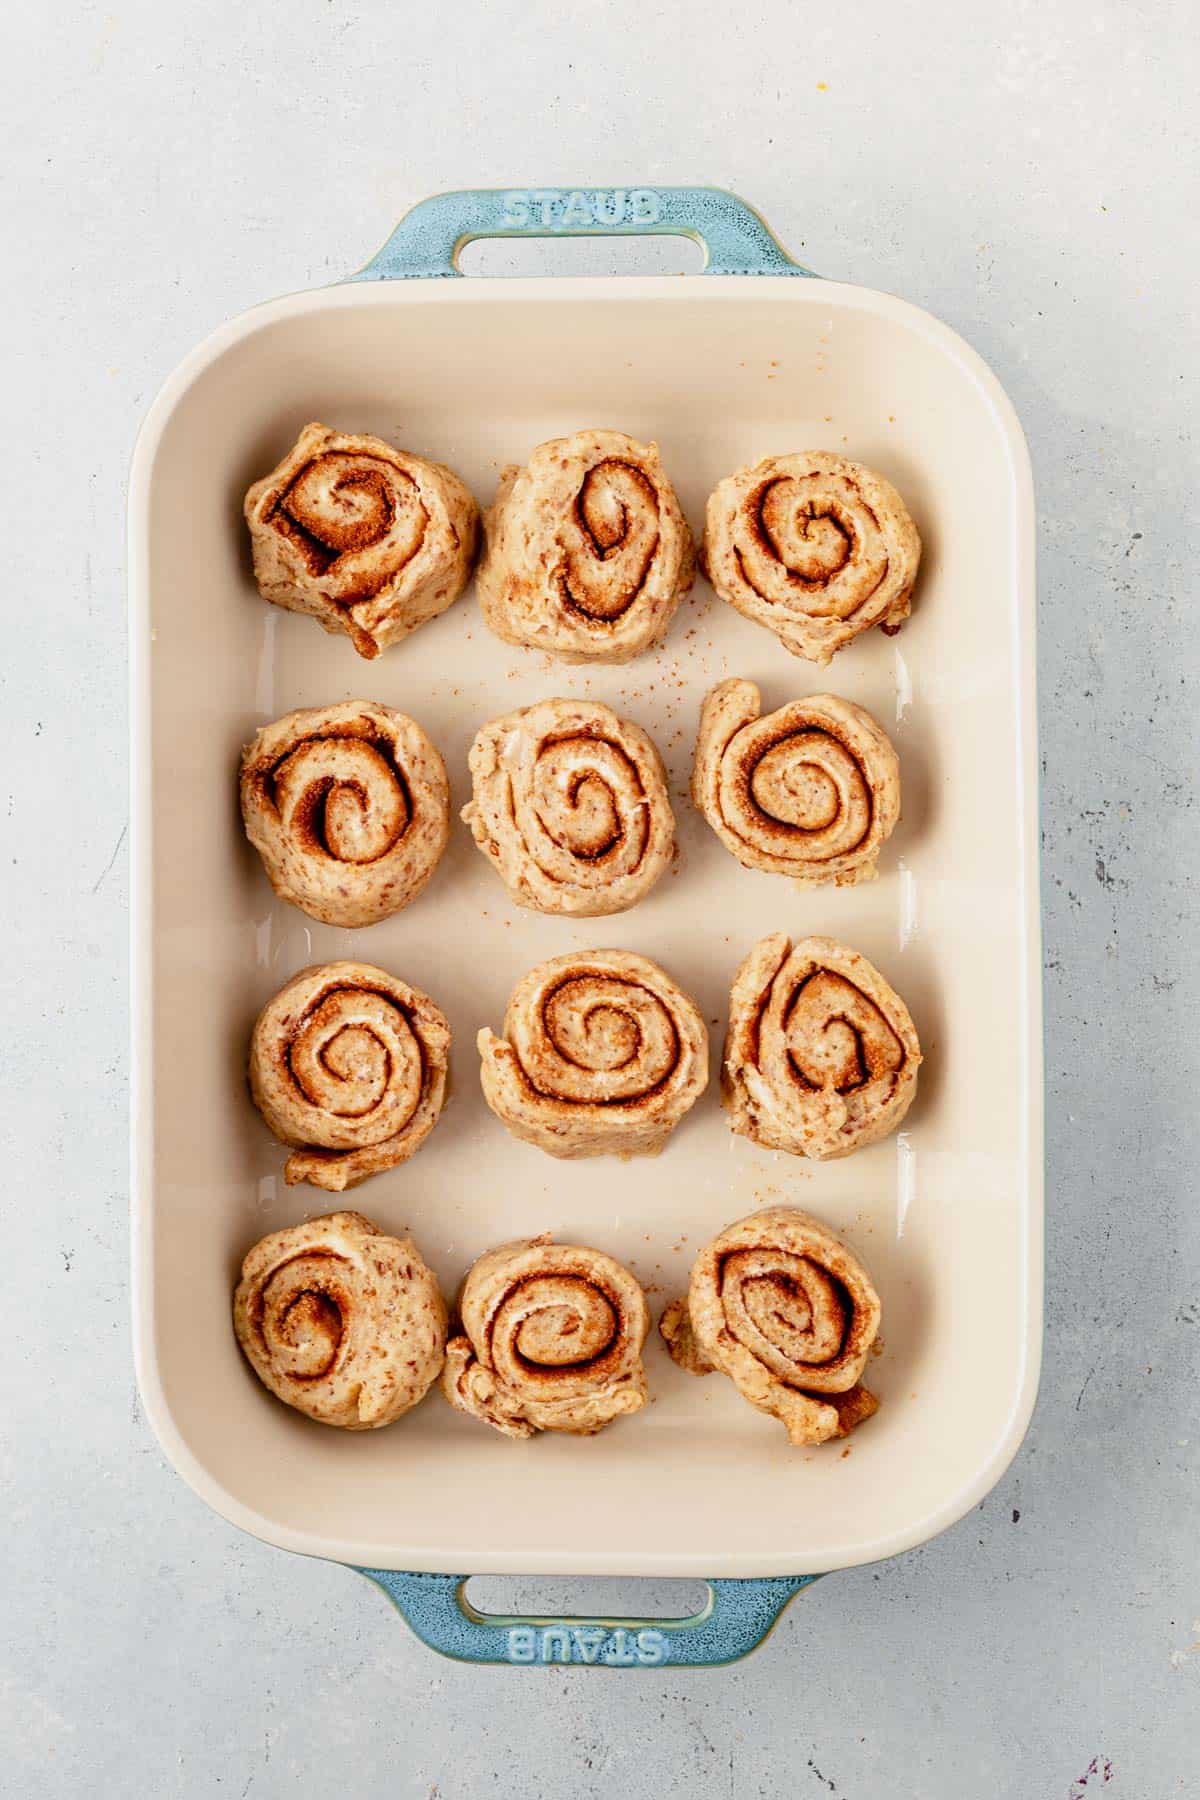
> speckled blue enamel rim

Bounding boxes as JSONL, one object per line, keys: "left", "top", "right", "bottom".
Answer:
{"left": 346, "top": 186, "right": 815, "bottom": 281}
{"left": 350, "top": 186, "right": 815, "bottom": 1667}
{"left": 358, "top": 1570, "right": 823, "bottom": 1668}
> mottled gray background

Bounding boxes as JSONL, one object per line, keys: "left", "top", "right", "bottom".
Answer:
{"left": 4, "top": 1, "right": 1198, "bottom": 1794}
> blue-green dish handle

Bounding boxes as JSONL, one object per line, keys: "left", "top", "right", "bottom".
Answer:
{"left": 358, "top": 1569, "right": 821, "bottom": 1667}
{"left": 348, "top": 186, "right": 814, "bottom": 282}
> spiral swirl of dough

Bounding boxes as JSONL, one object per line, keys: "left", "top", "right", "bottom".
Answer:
{"left": 478, "top": 949, "right": 709, "bottom": 1158}
{"left": 244, "top": 423, "right": 479, "bottom": 659}
{"left": 476, "top": 429, "right": 695, "bottom": 663}
{"left": 723, "top": 934, "right": 921, "bottom": 1160}
{"left": 240, "top": 701, "right": 449, "bottom": 927}
{"left": 462, "top": 698, "right": 675, "bottom": 916}
{"left": 249, "top": 962, "right": 450, "bottom": 1191}
{"left": 233, "top": 1211, "right": 447, "bottom": 1428}
{"left": 442, "top": 1236, "right": 650, "bottom": 1438}
{"left": 692, "top": 679, "right": 900, "bottom": 886}
{"left": 660, "top": 1206, "right": 881, "bottom": 1446}
{"left": 702, "top": 452, "right": 920, "bottom": 665}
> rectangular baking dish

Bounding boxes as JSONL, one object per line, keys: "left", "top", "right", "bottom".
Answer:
{"left": 130, "top": 187, "right": 1041, "bottom": 1666}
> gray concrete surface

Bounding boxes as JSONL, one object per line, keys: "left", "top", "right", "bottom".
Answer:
{"left": 4, "top": 1, "right": 1198, "bottom": 1794}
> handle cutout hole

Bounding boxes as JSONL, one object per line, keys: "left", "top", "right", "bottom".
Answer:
{"left": 456, "top": 235, "right": 705, "bottom": 279}
{"left": 463, "top": 1575, "right": 710, "bottom": 1619}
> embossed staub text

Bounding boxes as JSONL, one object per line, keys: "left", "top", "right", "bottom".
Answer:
{"left": 505, "top": 1624, "right": 670, "bottom": 1666}
{"left": 500, "top": 189, "right": 662, "bottom": 230}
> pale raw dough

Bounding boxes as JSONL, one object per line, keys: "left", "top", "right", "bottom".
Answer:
{"left": 692, "top": 679, "right": 900, "bottom": 887}
{"left": 478, "top": 949, "right": 709, "bottom": 1159}
{"left": 462, "top": 697, "right": 675, "bottom": 916}
{"left": 244, "top": 422, "right": 479, "bottom": 660}
{"left": 723, "top": 934, "right": 921, "bottom": 1160}
{"left": 660, "top": 1206, "right": 881, "bottom": 1446}
{"left": 233, "top": 1210, "right": 447, "bottom": 1429}
{"left": 702, "top": 451, "right": 920, "bottom": 665}
{"left": 476, "top": 428, "right": 695, "bottom": 663}
{"left": 249, "top": 961, "right": 450, "bottom": 1191}
{"left": 442, "top": 1235, "right": 649, "bottom": 1438}
{"left": 241, "top": 700, "right": 449, "bottom": 927}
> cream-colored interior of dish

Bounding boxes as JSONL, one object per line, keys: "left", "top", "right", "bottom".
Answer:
{"left": 140, "top": 277, "right": 1038, "bottom": 1575}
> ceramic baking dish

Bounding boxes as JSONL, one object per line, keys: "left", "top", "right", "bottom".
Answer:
{"left": 129, "top": 187, "right": 1041, "bottom": 1666}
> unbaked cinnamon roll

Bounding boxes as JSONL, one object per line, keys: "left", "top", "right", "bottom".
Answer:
{"left": 233, "top": 1210, "right": 447, "bottom": 1428}
{"left": 723, "top": 935, "right": 920, "bottom": 1159}
{"left": 692, "top": 679, "right": 900, "bottom": 887}
{"left": 478, "top": 949, "right": 708, "bottom": 1158}
{"left": 476, "top": 429, "right": 695, "bottom": 663}
{"left": 462, "top": 698, "right": 675, "bottom": 916}
{"left": 249, "top": 962, "right": 450, "bottom": 1190}
{"left": 660, "top": 1206, "right": 881, "bottom": 1446}
{"left": 244, "top": 423, "right": 479, "bottom": 660}
{"left": 240, "top": 701, "right": 449, "bottom": 927}
{"left": 442, "top": 1235, "right": 650, "bottom": 1438}
{"left": 702, "top": 452, "right": 921, "bottom": 665}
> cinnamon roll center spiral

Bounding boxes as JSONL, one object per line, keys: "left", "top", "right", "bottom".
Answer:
{"left": 539, "top": 976, "right": 678, "bottom": 1099}
{"left": 759, "top": 483, "right": 855, "bottom": 582}
{"left": 288, "top": 990, "right": 422, "bottom": 1139}
{"left": 499, "top": 1278, "right": 619, "bottom": 1370}
{"left": 531, "top": 736, "right": 644, "bottom": 862}
{"left": 738, "top": 474, "right": 888, "bottom": 620}
{"left": 748, "top": 731, "right": 869, "bottom": 840}
{"left": 259, "top": 1254, "right": 349, "bottom": 1379}
{"left": 561, "top": 460, "right": 660, "bottom": 621}
{"left": 720, "top": 1248, "right": 850, "bottom": 1372}
{"left": 272, "top": 453, "right": 429, "bottom": 600}
{"left": 273, "top": 736, "right": 410, "bottom": 864}
{"left": 784, "top": 972, "right": 904, "bottom": 1092}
